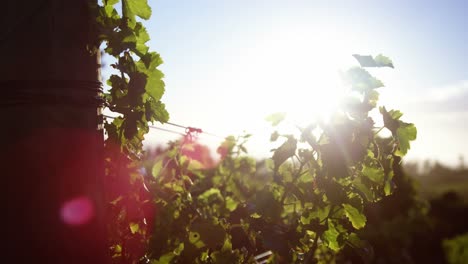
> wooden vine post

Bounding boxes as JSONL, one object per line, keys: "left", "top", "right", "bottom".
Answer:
{"left": 1, "top": 1, "right": 109, "bottom": 263}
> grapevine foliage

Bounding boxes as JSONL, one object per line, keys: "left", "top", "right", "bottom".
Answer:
{"left": 91, "top": 1, "right": 417, "bottom": 262}
{"left": 94, "top": 0, "right": 169, "bottom": 156}
{"left": 92, "top": 1, "right": 169, "bottom": 263}
{"left": 141, "top": 55, "right": 417, "bottom": 263}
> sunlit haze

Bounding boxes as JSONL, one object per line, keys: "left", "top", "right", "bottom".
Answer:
{"left": 103, "top": 0, "right": 468, "bottom": 166}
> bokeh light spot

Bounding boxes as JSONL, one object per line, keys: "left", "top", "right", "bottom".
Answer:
{"left": 60, "top": 196, "right": 94, "bottom": 226}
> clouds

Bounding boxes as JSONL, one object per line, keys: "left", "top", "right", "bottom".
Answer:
{"left": 403, "top": 80, "right": 468, "bottom": 113}
{"left": 396, "top": 80, "right": 468, "bottom": 165}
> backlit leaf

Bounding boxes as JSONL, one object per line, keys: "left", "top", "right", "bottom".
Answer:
{"left": 323, "top": 221, "right": 340, "bottom": 251}
{"left": 129, "top": 222, "right": 140, "bottom": 234}
{"left": 353, "top": 54, "right": 394, "bottom": 68}
{"left": 123, "top": 0, "right": 152, "bottom": 27}
{"left": 342, "top": 203, "right": 367, "bottom": 230}
{"left": 225, "top": 196, "right": 239, "bottom": 212}
{"left": 374, "top": 54, "right": 394, "bottom": 68}
{"left": 395, "top": 122, "right": 417, "bottom": 156}
{"left": 362, "top": 165, "right": 384, "bottom": 183}
{"left": 272, "top": 136, "right": 297, "bottom": 169}
{"left": 152, "top": 159, "right": 163, "bottom": 178}
{"left": 345, "top": 67, "right": 384, "bottom": 92}
{"left": 265, "top": 112, "right": 286, "bottom": 126}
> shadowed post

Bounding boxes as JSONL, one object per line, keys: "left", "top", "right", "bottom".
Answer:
{"left": 0, "top": 1, "right": 109, "bottom": 263}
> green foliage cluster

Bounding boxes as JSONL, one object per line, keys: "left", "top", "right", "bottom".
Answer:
{"left": 91, "top": 1, "right": 169, "bottom": 263}
{"left": 443, "top": 231, "right": 468, "bottom": 264}
{"left": 140, "top": 55, "right": 418, "bottom": 263}
{"left": 94, "top": 0, "right": 169, "bottom": 156}
{"left": 91, "top": 1, "right": 418, "bottom": 262}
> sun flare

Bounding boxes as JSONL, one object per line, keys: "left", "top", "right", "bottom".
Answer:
{"left": 236, "top": 27, "right": 356, "bottom": 129}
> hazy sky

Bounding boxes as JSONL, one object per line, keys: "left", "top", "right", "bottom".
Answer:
{"left": 117, "top": 0, "right": 468, "bottom": 166}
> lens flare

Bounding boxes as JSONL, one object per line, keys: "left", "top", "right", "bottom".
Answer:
{"left": 60, "top": 196, "right": 94, "bottom": 226}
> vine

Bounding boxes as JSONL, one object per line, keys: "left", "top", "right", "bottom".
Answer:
{"left": 90, "top": 1, "right": 418, "bottom": 263}
{"left": 94, "top": 0, "right": 169, "bottom": 156}
{"left": 142, "top": 55, "right": 417, "bottom": 263}
{"left": 92, "top": 1, "right": 169, "bottom": 263}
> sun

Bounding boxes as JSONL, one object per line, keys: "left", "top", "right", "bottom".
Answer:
{"left": 187, "top": 24, "right": 364, "bottom": 150}
{"left": 237, "top": 27, "right": 354, "bottom": 128}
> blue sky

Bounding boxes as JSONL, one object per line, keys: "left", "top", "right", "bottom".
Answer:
{"left": 121, "top": 0, "right": 468, "bottom": 166}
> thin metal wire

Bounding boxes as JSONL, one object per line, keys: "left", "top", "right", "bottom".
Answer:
{"left": 102, "top": 115, "right": 223, "bottom": 139}
{"left": 166, "top": 121, "right": 224, "bottom": 139}
{"left": 148, "top": 126, "right": 185, "bottom": 137}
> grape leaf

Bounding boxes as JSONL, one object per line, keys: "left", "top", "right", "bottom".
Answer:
{"left": 323, "top": 221, "right": 340, "bottom": 251}
{"left": 395, "top": 122, "right": 417, "bottom": 156}
{"left": 352, "top": 54, "right": 378, "bottom": 67}
{"left": 374, "top": 54, "right": 394, "bottom": 68}
{"left": 353, "top": 54, "right": 394, "bottom": 68}
{"left": 342, "top": 204, "right": 367, "bottom": 230}
{"left": 129, "top": 222, "right": 140, "bottom": 234}
{"left": 272, "top": 136, "right": 297, "bottom": 170}
{"left": 123, "top": 0, "right": 152, "bottom": 27}
{"left": 198, "top": 188, "right": 222, "bottom": 204}
{"left": 345, "top": 67, "right": 384, "bottom": 92}
{"left": 145, "top": 69, "right": 165, "bottom": 100}
{"left": 265, "top": 112, "right": 286, "bottom": 126}
{"left": 225, "top": 196, "right": 239, "bottom": 212}
{"left": 362, "top": 165, "right": 384, "bottom": 183}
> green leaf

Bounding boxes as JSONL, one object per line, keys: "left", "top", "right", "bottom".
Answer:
{"left": 342, "top": 203, "right": 367, "bottom": 229}
{"left": 163, "top": 182, "right": 184, "bottom": 193}
{"left": 123, "top": 0, "right": 152, "bottom": 27}
{"left": 129, "top": 222, "right": 140, "bottom": 234}
{"left": 367, "top": 90, "right": 380, "bottom": 108}
{"left": 188, "top": 231, "right": 206, "bottom": 248}
{"left": 151, "top": 252, "right": 175, "bottom": 264}
{"left": 301, "top": 206, "right": 330, "bottom": 224}
{"left": 174, "top": 243, "right": 184, "bottom": 256}
{"left": 374, "top": 54, "right": 394, "bottom": 68}
{"left": 380, "top": 106, "right": 401, "bottom": 134}
{"left": 105, "top": 0, "right": 120, "bottom": 5}
{"left": 345, "top": 67, "right": 384, "bottom": 92}
{"left": 352, "top": 54, "right": 394, "bottom": 68}
{"left": 272, "top": 136, "right": 297, "bottom": 169}
{"left": 152, "top": 101, "right": 170, "bottom": 123}
{"left": 198, "top": 188, "right": 222, "bottom": 204}
{"left": 395, "top": 122, "right": 417, "bottom": 156}
{"left": 134, "top": 22, "right": 150, "bottom": 54}
{"left": 250, "top": 213, "right": 261, "bottom": 218}
{"left": 146, "top": 69, "right": 165, "bottom": 100}
{"left": 352, "top": 54, "right": 378, "bottom": 67}
{"left": 443, "top": 233, "right": 468, "bottom": 264}
{"left": 352, "top": 178, "right": 375, "bottom": 202}
{"left": 323, "top": 220, "right": 340, "bottom": 251}
{"left": 217, "top": 136, "right": 236, "bottom": 157}
{"left": 140, "top": 52, "right": 164, "bottom": 70}
{"left": 222, "top": 236, "right": 232, "bottom": 251}
{"left": 389, "top": 109, "right": 404, "bottom": 120}
{"left": 265, "top": 112, "right": 286, "bottom": 126}
{"left": 103, "top": 0, "right": 119, "bottom": 17}
{"left": 152, "top": 160, "right": 163, "bottom": 178}
{"left": 225, "top": 196, "right": 239, "bottom": 212}
{"left": 362, "top": 165, "right": 384, "bottom": 183}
